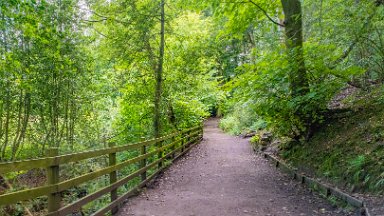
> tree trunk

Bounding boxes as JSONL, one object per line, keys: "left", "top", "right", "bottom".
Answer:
{"left": 15, "top": 93, "right": 31, "bottom": 158}
{"left": 11, "top": 90, "right": 24, "bottom": 160}
{"left": 2, "top": 83, "right": 11, "bottom": 159}
{"left": 153, "top": 0, "right": 165, "bottom": 138}
{"left": 281, "top": 0, "right": 309, "bottom": 97}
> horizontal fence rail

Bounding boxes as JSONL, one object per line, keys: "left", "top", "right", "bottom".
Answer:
{"left": 0, "top": 125, "right": 203, "bottom": 216}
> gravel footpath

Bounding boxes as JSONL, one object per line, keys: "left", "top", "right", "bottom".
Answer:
{"left": 118, "top": 119, "right": 352, "bottom": 216}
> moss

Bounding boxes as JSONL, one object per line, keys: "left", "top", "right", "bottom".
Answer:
{"left": 281, "top": 89, "right": 384, "bottom": 194}
{"left": 250, "top": 135, "right": 260, "bottom": 144}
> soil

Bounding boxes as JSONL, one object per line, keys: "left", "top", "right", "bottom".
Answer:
{"left": 118, "top": 119, "right": 352, "bottom": 216}
{"left": 363, "top": 196, "right": 384, "bottom": 216}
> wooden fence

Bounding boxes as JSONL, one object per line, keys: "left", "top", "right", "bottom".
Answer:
{"left": 0, "top": 125, "right": 203, "bottom": 216}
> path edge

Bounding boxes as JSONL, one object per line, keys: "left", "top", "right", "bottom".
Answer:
{"left": 261, "top": 152, "right": 371, "bottom": 216}
{"left": 114, "top": 137, "right": 204, "bottom": 213}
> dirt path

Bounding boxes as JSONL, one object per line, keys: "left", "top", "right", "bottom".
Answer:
{"left": 119, "top": 119, "right": 351, "bottom": 216}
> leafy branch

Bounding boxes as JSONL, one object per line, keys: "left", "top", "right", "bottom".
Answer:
{"left": 329, "top": 10, "right": 377, "bottom": 69}
{"left": 247, "top": 0, "right": 284, "bottom": 27}
{"left": 225, "top": 0, "right": 284, "bottom": 27}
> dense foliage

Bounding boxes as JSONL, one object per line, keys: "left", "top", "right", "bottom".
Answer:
{"left": 0, "top": 0, "right": 383, "bottom": 214}
{"left": 0, "top": 1, "right": 224, "bottom": 213}
{"left": 216, "top": 0, "right": 384, "bottom": 140}
{"left": 0, "top": 0, "right": 224, "bottom": 161}
{"left": 0, "top": 0, "right": 98, "bottom": 160}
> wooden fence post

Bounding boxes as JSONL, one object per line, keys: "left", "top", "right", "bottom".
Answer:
{"left": 170, "top": 134, "right": 176, "bottom": 159}
{"left": 181, "top": 131, "right": 185, "bottom": 153}
{"left": 109, "top": 142, "right": 118, "bottom": 215}
{"left": 158, "top": 140, "right": 163, "bottom": 169}
{"left": 186, "top": 130, "right": 191, "bottom": 148}
{"left": 140, "top": 137, "right": 147, "bottom": 181}
{"left": 200, "top": 124, "right": 204, "bottom": 139}
{"left": 46, "top": 147, "right": 60, "bottom": 213}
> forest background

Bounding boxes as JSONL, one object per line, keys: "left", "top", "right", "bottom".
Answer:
{"left": 0, "top": 0, "right": 383, "bottom": 214}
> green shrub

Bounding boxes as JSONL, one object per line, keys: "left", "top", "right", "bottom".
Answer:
{"left": 250, "top": 135, "right": 260, "bottom": 144}
{"left": 219, "top": 116, "right": 242, "bottom": 135}
{"left": 220, "top": 48, "right": 350, "bottom": 140}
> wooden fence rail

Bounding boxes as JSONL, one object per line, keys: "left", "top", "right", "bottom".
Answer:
{"left": 0, "top": 125, "right": 203, "bottom": 216}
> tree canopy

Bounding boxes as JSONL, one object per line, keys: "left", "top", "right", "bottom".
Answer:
{"left": 0, "top": 0, "right": 382, "bottom": 157}
{"left": 1, "top": 0, "right": 384, "bottom": 214}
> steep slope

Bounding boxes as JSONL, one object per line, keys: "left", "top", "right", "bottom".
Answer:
{"left": 281, "top": 87, "right": 384, "bottom": 214}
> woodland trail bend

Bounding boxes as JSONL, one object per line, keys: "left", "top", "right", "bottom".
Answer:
{"left": 119, "top": 119, "right": 351, "bottom": 216}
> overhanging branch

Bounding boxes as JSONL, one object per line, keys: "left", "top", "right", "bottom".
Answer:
{"left": 248, "top": 0, "right": 284, "bottom": 27}
{"left": 329, "top": 10, "right": 377, "bottom": 69}
{"left": 222, "top": 1, "right": 284, "bottom": 27}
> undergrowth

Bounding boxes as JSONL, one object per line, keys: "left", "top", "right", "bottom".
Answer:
{"left": 219, "top": 101, "right": 266, "bottom": 135}
{"left": 281, "top": 87, "right": 384, "bottom": 194}
{"left": 220, "top": 85, "right": 384, "bottom": 194}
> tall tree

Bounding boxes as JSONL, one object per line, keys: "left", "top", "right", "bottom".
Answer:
{"left": 281, "top": 0, "right": 309, "bottom": 96}
{"left": 154, "top": 0, "right": 165, "bottom": 138}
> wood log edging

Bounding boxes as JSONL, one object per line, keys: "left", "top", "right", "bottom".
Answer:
{"left": 262, "top": 153, "right": 371, "bottom": 216}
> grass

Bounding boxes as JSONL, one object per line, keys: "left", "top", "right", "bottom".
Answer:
{"left": 281, "top": 87, "right": 384, "bottom": 194}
